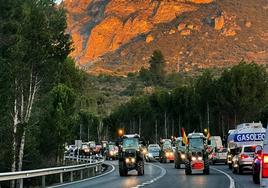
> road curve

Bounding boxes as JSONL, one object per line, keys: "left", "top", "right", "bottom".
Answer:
{"left": 54, "top": 160, "right": 236, "bottom": 188}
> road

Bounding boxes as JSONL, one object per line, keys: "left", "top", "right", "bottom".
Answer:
{"left": 54, "top": 161, "right": 260, "bottom": 188}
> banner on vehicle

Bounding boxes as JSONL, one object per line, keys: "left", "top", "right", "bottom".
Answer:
{"left": 234, "top": 133, "right": 265, "bottom": 142}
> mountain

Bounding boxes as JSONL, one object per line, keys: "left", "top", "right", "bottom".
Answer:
{"left": 64, "top": 0, "right": 268, "bottom": 76}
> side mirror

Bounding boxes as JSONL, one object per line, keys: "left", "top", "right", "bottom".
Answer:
{"left": 255, "top": 145, "right": 263, "bottom": 155}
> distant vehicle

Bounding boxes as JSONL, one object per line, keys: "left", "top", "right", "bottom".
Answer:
{"left": 184, "top": 133, "right": 210, "bottom": 175}
{"left": 159, "top": 139, "right": 174, "bottom": 163}
{"left": 79, "top": 143, "right": 91, "bottom": 156}
{"left": 174, "top": 137, "right": 186, "bottom": 169}
{"left": 65, "top": 145, "right": 77, "bottom": 154}
{"left": 146, "top": 144, "right": 160, "bottom": 162}
{"left": 209, "top": 148, "right": 228, "bottom": 165}
{"left": 252, "top": 145, "right": 262, "bottom": 184}
{"left": 232, "top": 145, "right": 256, "bottom": 174}
{"left": 117, "top": 134, "right": 145, "bottom": 176}
{"left": 106, "top": 143, "right": 119, "bottom": 160}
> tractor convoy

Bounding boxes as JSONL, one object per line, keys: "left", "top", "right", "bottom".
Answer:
{"left": 65, "top": 122, "right": 267, "bottom": 184}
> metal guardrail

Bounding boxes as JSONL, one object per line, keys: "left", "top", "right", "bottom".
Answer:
{"left": 0, "top": 155, "right": 104, "bottom": 188}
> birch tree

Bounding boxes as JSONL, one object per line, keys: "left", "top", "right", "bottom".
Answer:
{"left": 1, "top": 0, "right": 71, "bottom": 178}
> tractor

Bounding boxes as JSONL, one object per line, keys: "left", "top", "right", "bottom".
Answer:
{"left": 184, "top": 133, "right": 210, "bottom": 175}
{"left": 117, "top": 134, "right": 145, "bottom": 176}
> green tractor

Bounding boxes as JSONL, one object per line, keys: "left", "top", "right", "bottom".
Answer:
{"left": 116, "top": 134, "right": 145, "bottom": 176}
{"left": 184, "top": 133, "right": 210, "bottom": 175}
{"left": 159, "top": 139, "right": 174, "bottom": 163}
{"left": 174, "top": 137, "right": 186, "bottom": 169}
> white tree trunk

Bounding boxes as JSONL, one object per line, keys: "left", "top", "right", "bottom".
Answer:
{"left": 17, "top": 130, "right": 26, "bottom": 172}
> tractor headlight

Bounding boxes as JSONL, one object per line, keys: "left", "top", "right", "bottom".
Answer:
{"left": 142, "top": 149, "right": 147, "bottom": 154}
{"left": 166, "top": 152, "right": 170, "bottom": 157}
{"left": 198, "top": 156, "right": 203, "bottom": 161}
{"left": 110, "top": 151, "right": 114, "bottom": 155}
{"left": 192, "top": 156, "right": 197, "bottom": 161}
{"left": 181, "top": 154, "right": 186, "bottom": 159}
{"left": 131, "top": 158, "right": 135, "bottom": 163}
{"left": 125, "top": 158, "right": 130, "bottom": 163}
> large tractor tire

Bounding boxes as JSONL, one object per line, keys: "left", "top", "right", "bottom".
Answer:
{"left": 228, "top": 163, "right": 232, "bottom": 169}
{"left": 185, "top": 160, "right": 192, "bottom": 175}
{"left": 203, "top": 159, "right": 210, "bottom": 175}
{"left": 137, "top": 160, "right": 144, "bottom": 176}
{"left": 175, "top": 162, "right": 181, "bottom": 169}
{"left": 119, "top": 161, "right": 127, "bottom": 176}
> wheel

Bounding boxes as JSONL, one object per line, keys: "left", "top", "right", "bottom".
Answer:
{"left": 185, "top": 160, "right": 192, "bottom": 175}
{"left": 203, "top": 160, "right": 210, "bottom": 175}
{"left": 119, "top": 161, "right": 127, "bottom": 176}
{"left": 238, "top": 165, "right": 243, "bottom": 175}
{"left": 232, "top": 164, "right": 237, "bottom": 174}
{"left": 175, "top": 162, "right": 181, "bottom": 169}
{"left": 137, "top": 160, "right": 144, "bottom": 176}
{"left": 228, "top": 163, "right": 232, "bottom": 169}
{"left": 253, "top": 171, "right": 260, "bottom": 184}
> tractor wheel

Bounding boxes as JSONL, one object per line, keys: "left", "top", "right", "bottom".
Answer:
{"left": 203, "top": 159, "right": 210, "bottom": 175}
{"left": 228, "top": 163, "right": 232, "bottom": 169}
{"left": 253, "top": 170, "right": 260, "bottom": 184}
{"left": 119, "top": 161, "right": 127, "bottom": 176}
{"left": 175, "top": 162, "right": 180, "bottom": 169}
{"left": 137, "top": 160, "right": 144, "bottom": 176}
{"left": 185, "top": 160, "right": 192, "bottom": 175}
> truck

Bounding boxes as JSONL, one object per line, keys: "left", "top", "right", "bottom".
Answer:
{"left": 184, "top": 132, "right": 210, "bottom": 175}
{"left": 227, "top": 122, "right": 266, "bottom": 172}
{"left": 117, "top": 134, "right": 145, "bottom": 176}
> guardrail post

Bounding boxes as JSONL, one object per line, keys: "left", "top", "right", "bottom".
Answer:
{"left": 42, "top": 176, "right": 46, "bottom": 188}
{"left": 70, "top": 171, "right": 73, "bottom": 182}
{"left": 60, "top": 173, "right": 63, "bottom": 183}
{"left": 80, "top": 170, "right": 83, "bottom": 180}
{"left": 19, "top": 179, "right": 23, "bottom": 188}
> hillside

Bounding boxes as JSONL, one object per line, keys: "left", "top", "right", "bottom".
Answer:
{"left": 64, "top": 0, "right": 268, "bottom": 76}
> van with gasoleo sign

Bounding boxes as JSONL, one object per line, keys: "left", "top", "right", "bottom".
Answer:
{"left": 227, "top": 122, "right": 266, "bottom": 172}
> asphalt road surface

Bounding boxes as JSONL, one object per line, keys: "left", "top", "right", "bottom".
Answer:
{"left": 53, "top": 161, "right": 260, "bottom": 188}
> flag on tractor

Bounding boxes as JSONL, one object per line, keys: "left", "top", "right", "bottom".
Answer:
{"left": 181, "top": 128, "right": 188, "bottom": 145}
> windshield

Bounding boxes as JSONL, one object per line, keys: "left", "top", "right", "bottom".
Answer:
{"left": 123, "top": 138, "right": 139, "bottom": 148}
{"left": 244, "top": 146, "right": 255, "bottom": 153}
{"left": 163, "top": 142, "right": 172, "bottom": 149}
{"left": 189, "top": 138, "right": 204, "bottom": 150}
{"left": 148, "top": 147, "right": 160, "bottom": 152}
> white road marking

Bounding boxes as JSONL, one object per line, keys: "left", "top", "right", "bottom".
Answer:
{"left": 211, "top": 167, "right": 235, "bottom": 188}
{"left": 131, "top": 163, "right": 167, "bottom": 188}
{"left": 48, "top": 163, "right": 115, "bottom": 188}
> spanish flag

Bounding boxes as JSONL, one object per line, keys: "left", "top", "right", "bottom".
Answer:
{"left": 181, "top": 128, "right": 188, "bottom": 145}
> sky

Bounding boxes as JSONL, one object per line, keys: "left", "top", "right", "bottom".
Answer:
{"left": 55, "top": 0, "right": 63, "bottom": 4}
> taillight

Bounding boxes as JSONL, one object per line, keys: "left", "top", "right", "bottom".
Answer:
{"left": 262, "top": 154, "right": 268, "bottom": 178}
{"left": 212, "top": 153, "right": 217, "bottom": 157}
{"left": 257, "top": 155, "right": 262, "bottom": 160}
{"left": 240, "top": 154, "right": 249, "bottom": 159}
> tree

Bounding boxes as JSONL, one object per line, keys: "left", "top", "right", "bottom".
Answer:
{"left": 0, "top": 0, "right": 71, "bottom": 176}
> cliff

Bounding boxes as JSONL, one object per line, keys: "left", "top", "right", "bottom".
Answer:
{"left": 64, "top": 0, "right": 268, "bottom": 75}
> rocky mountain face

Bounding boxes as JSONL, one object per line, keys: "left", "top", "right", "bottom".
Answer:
{"left": 64, "top": 0, "right": 268, "bottom": 75}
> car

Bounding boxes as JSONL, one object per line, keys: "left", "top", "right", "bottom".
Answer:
{"left": 146, "top": 144, "right": 160, "bottom": 162}
{"left": 209, "top": 148, "right": 228, "bottom": 165}
{"left": 232, "top": 145, "right": 256, "bottom": 174}
{"left": 252, "top": 145, "right": 262, "bottom": 184}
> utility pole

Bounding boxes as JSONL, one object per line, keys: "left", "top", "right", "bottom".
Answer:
{"left": 155, "top": 120, "right": 158, "bottom": 144}
{"left": 165, "top": 111, "right": 167, "bottom": 138}
{"left": 139, "top": 115, "right": 141, "bottom": 135}
{"left": 79, "top": 123, "right": 82, "bottom": 140}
